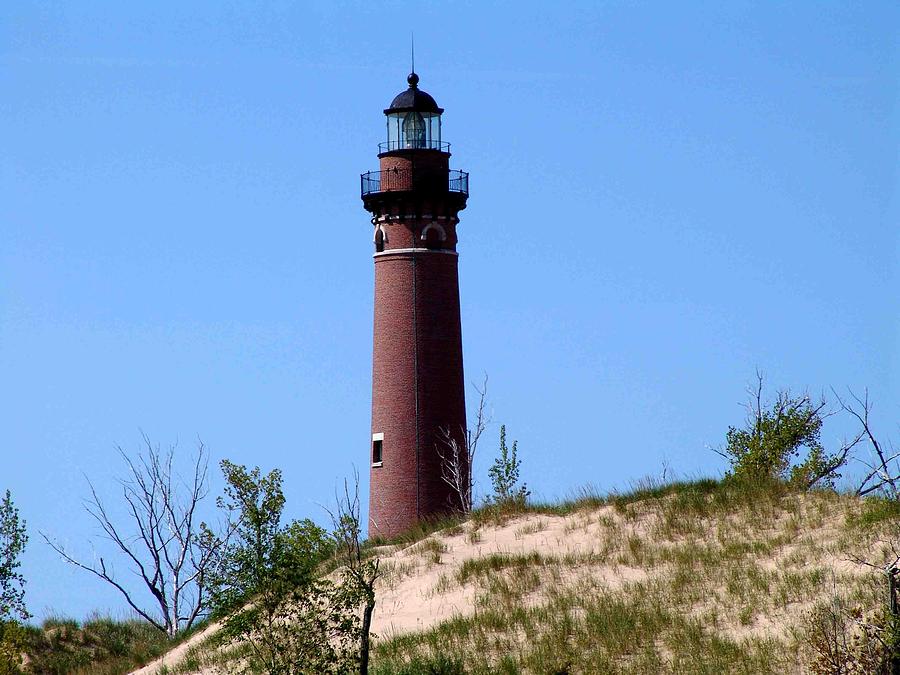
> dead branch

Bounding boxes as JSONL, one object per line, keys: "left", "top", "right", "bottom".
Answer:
{"left": 833, "top": 388, "right": 900, "bottom": 499}
{"left": 803, "top": 426, "right": 866, "bottom": 490}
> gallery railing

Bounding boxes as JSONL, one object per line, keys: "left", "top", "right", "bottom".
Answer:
{"left": 361, "top": 169, "right": 468, "bottom": 198}
{"left": 378, "top": 140, "right": 451, "bottom": 153}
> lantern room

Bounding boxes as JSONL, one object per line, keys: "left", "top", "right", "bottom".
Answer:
{"left": 382, "top": 73, "right": 446, "bottom": 152}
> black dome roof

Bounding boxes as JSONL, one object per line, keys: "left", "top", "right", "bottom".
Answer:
{"left": 385, "top": 73, "right": 443, "bottom": 115}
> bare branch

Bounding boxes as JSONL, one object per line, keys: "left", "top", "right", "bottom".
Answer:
{"left": 43, "top": 437, "right": 228, "bottom": 638}
{"left": 40, "top": 533, "right": 167, "bottom": 633}
{"left": 436, "top": 374, "right": 490, "bottom": 513}
{"left": 803, "top": 427, "right": 866, "bottom": 490}
{"left": 834, "top": 388, "right": 900, "bottom": 498}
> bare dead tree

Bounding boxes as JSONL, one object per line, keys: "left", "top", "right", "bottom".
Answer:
{"left": 436, "top": 374, "right": 490, "bottom": 513}
{"left": 834, "top": 388, "right": 900, "bottom": 499}
{"left": 41, "top": 434, "right": 231, "bottom": 638}
{"left": 325, "top": 470, "right": 381, "bottom": 675}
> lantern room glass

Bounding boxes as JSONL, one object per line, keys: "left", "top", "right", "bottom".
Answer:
{"left": 386, "top": 111, "right": 441, "bottom": 151}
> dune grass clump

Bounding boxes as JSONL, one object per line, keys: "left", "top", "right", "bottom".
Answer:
{"left": 19, "top": 614, "right": 171, "bottom": 675}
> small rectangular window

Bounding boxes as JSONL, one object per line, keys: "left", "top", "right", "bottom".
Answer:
{"left": 372, "top": 433, "right": 383, "bottom": 466}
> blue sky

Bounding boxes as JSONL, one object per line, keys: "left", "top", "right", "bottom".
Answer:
{"left": 1, "top": 2, "right": 897, "bottom": 622}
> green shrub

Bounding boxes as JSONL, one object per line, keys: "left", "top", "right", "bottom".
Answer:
{"left": 0, "top": 621, "right": 26, "bottom": 675}
{"left": 487, "top": 426, "right": 529, "bottom": 510}
{"left": 209, "top": 461, "right": 360, "bottom": 674}
{"left": 721, "top": 379, "right": 846, "bottom": 489}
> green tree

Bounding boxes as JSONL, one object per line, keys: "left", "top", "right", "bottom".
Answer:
{"left": 488, "top": 425, "right": 529, "bottom": 508}
{"left": 0, "top": 491, "right": 27, "bottom": 623}
{"left": 0, "top": 490, "right": 29, "bottom": 675}
{"left": 209, "top": 461, "right": 360, "bottom": 674}
{"left": 722, "top": 375, "right": 858, "bottom": 489}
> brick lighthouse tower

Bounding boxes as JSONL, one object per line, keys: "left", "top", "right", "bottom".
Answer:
{"left": 361, "top": 72, "right": 470, "bottom": 538}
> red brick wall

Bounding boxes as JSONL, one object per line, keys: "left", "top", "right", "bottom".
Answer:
{"left": 378, "top": 151, "right": 451, "bottom": 194}
{"left": 379, "top": 150, "right": 449, "bottom": 174}
{"left": 369, "top": 241, "right": 468, "bottom": 538}
{"left": 413, "top": 251, "right": 468, "bottom": 518}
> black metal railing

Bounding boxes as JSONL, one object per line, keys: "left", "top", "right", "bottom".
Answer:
{"left": 448, "top": 170, "right": 468, "bottom": 194}
{"left": 378, "top": 140, "right": 451, "bottom": 153}
{"left": 361, "top": 172, "right": 381, "bottom": 196}
{"left": 361, "top": 169, "right": 468, "bottom": 198}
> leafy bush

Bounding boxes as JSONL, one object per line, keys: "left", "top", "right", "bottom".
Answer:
{"left": 209, "top": 461, "right": 360, "bottom": 674}
{"left": 208, "top": 462, "right": 333, "bottom": 616}
{"left": 0, "top": 621, "right": 26, "bottom": 675}
{"left": 721, "top": 379, "right": 847, "bottom": 489}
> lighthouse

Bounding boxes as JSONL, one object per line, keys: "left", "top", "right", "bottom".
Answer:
{"left": 361, "top": 72, "right": 470, "bottom": 538}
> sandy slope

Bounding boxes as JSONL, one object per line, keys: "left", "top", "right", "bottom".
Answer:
{"left": 130, "top": 493, "right": 881, "bottom": 674}
{"left": 131, "top": 507, "right": 641, "bottom": 673}
{"left": 130, "top": 620, "right": 222, "bottom": 675}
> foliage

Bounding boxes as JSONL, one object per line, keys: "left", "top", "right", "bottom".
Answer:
{"left": 219, "top": 576, "right": 362, "bottom": 675}
{"left": 208, "top": 461, "right": 285, "bottom": 613}
{"left": 0, "top": 621, "right": 26, "bottom": 675}
{"left": 0, "top": 491, "right": 28, "bottom": 675}
{"left": 721, "top": 378, "right": 850, "bottom": 489}
{"left": 487, "top": 426, "right": 529, "bottom": 508}
{"left": 0, "top": 491, "right": 28, "bottom": 624}
{"left": 209, "top": 460, "right": 359, "bottom": 674}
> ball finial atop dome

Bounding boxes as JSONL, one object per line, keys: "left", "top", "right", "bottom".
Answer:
{"left": 385, "top": 72, "right": 442, "bottom": 114}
